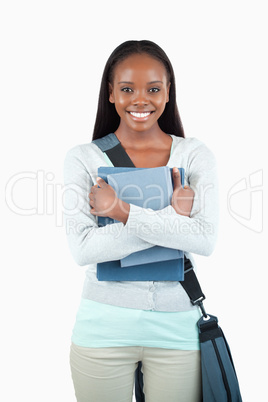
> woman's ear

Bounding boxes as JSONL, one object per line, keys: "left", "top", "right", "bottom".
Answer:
{"left": 166, "top": 82, "right": 171, "bottom": 103}
{"left": 109, "top": 83, "right": 115, "bottom": 103}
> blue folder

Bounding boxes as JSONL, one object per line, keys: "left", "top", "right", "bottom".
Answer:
{"left": 96, "top": 166, "right": 185, "bottom": 281}
{"left": 97, "top": 258, "right": 184, "bottom": 281}
{"left": 97, "top": 166, "right": 184, "bottom": 229}
{"left": 107, "top": 166, "right": 180, "bottom": 267}
{"left": 107, "top": 166, "right": 173, "bottom": 216}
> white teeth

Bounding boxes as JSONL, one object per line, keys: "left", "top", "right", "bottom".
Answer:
{"left": 129, "top": 112, "right": 151, "bottom": 118}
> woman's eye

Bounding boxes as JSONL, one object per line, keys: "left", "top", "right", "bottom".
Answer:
{"left": 121, "top": 87, "right": 133, "bottom": 93}
{"left": 149, "top": 87, "right": 160, "bottom": 93}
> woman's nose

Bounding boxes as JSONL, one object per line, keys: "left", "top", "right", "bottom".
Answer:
{"left": 132, "top": 91, "right": 149, "bottom": 106}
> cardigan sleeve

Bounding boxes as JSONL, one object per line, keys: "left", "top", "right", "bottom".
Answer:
{"left": 63, "top": 146, "right": 154, "bottom": 266}
{"left": 124, "top": 142, "right": 219, "bottom": 256}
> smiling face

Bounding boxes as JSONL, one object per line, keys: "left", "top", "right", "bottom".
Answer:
{"left": 109, "top": 53, "right": 170, "bottom": 136}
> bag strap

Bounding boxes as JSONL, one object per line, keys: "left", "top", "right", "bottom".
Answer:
{"left": 181, "top": 257, "right": 207, "bottom": 317}
{"left": 92, "top": 133, "right": 135, "bottom": 167}
{"left": 106, "top": 143, "right": 135, "bottom": 167}
{"left": 92, "top": 133, "right": 208, "bottom": 317}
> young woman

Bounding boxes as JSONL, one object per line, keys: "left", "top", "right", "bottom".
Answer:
{"left": 64, "top": 40, "right": 218, "bottom": 402}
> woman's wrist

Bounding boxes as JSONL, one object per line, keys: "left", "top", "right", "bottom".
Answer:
{"left": 110, "top": 200, "right": 130, "bottom": 225}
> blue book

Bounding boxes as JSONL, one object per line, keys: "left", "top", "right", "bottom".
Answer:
{"left": 120, "top": 248, "right": 184, "bottom": 268}
{"left": 107, "top": 166, "right": 181, "bottom": 267}
{"left": 97, "top": 258, "right": 184, "bottom": 281}
{"left": 107, "top": 166, "right": 173, "bottom": 214}
{"left": 97, "top": 166, "right": 184, "bottom": 228}
{"left": 96, "top": 166, "right": 185, "bottom": 281}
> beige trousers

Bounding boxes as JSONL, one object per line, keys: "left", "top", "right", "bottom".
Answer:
{"left": 70, "top": 343, "right": 202, "bottom": 402}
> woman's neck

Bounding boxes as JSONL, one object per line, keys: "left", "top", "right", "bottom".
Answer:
{"left": 114, "top": 124, "right": 169, "bottom": 150}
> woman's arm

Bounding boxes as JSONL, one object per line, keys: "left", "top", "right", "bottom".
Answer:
{"left": 63, "top": 147, "right": 154, "bottom": 266}
{"left": 123, "top": 143, "right": 219, "bottom": 256}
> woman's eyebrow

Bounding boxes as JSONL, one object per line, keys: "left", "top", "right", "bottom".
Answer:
{"left": 148, "top": 80, "right": 163, "bottom": 84}
{"left": 117, "top": 80, "right": 163, "bottom": 84}
{"left": 118, "top": 81, "right": 134, "bottom": 85}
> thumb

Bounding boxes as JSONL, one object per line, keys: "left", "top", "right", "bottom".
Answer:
{"left": 96, "top": 177, "right": 107, "bottom": 188}
{"left": 172, "top": 167, "right": 182, "bottom": 189}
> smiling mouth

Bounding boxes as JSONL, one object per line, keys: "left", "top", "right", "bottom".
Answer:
{"left": 128, "top": 111, "right": 154, "bottom": 119}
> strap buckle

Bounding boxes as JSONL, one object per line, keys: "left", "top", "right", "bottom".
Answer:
{"left": 191, "top": 296, "right": 206, "bottom": 306}
{"left": 192, "top": 296, "right": 208, "bottom": 319}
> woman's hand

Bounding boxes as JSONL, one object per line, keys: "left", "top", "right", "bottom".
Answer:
{"left": 89, "top": 178, "right": 130, "bottom": 224}
{"left": 171, "top": 168, "right": 195, "bottom": 216}
{"left": 89, "top": 178, "right": 118, "bottom": 217}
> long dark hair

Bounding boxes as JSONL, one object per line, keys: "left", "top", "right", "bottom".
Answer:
{"left": 92, "top": 40, "right": 185, "bottom": 140}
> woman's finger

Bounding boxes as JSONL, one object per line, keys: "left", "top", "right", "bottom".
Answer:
{"left": 96, "top": 177, "right": 108, "bottom": 188}
{"left": 90, "top": 184, "right": 99, "bottom": 193}
{"left": 172, "top": 167, "right": 182, "bottom": 190}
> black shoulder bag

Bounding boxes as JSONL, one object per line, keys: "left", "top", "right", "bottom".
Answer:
{"left": 92, "top": 134, "right": 243, "bottom": 402}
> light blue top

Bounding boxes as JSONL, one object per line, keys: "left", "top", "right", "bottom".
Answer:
{"left": 72, "top": 298, "right": 201, "bottom": 350}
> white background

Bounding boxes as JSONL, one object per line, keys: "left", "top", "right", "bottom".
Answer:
{"left": 1, "top": 1, "right": 267, "bottom": 401}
